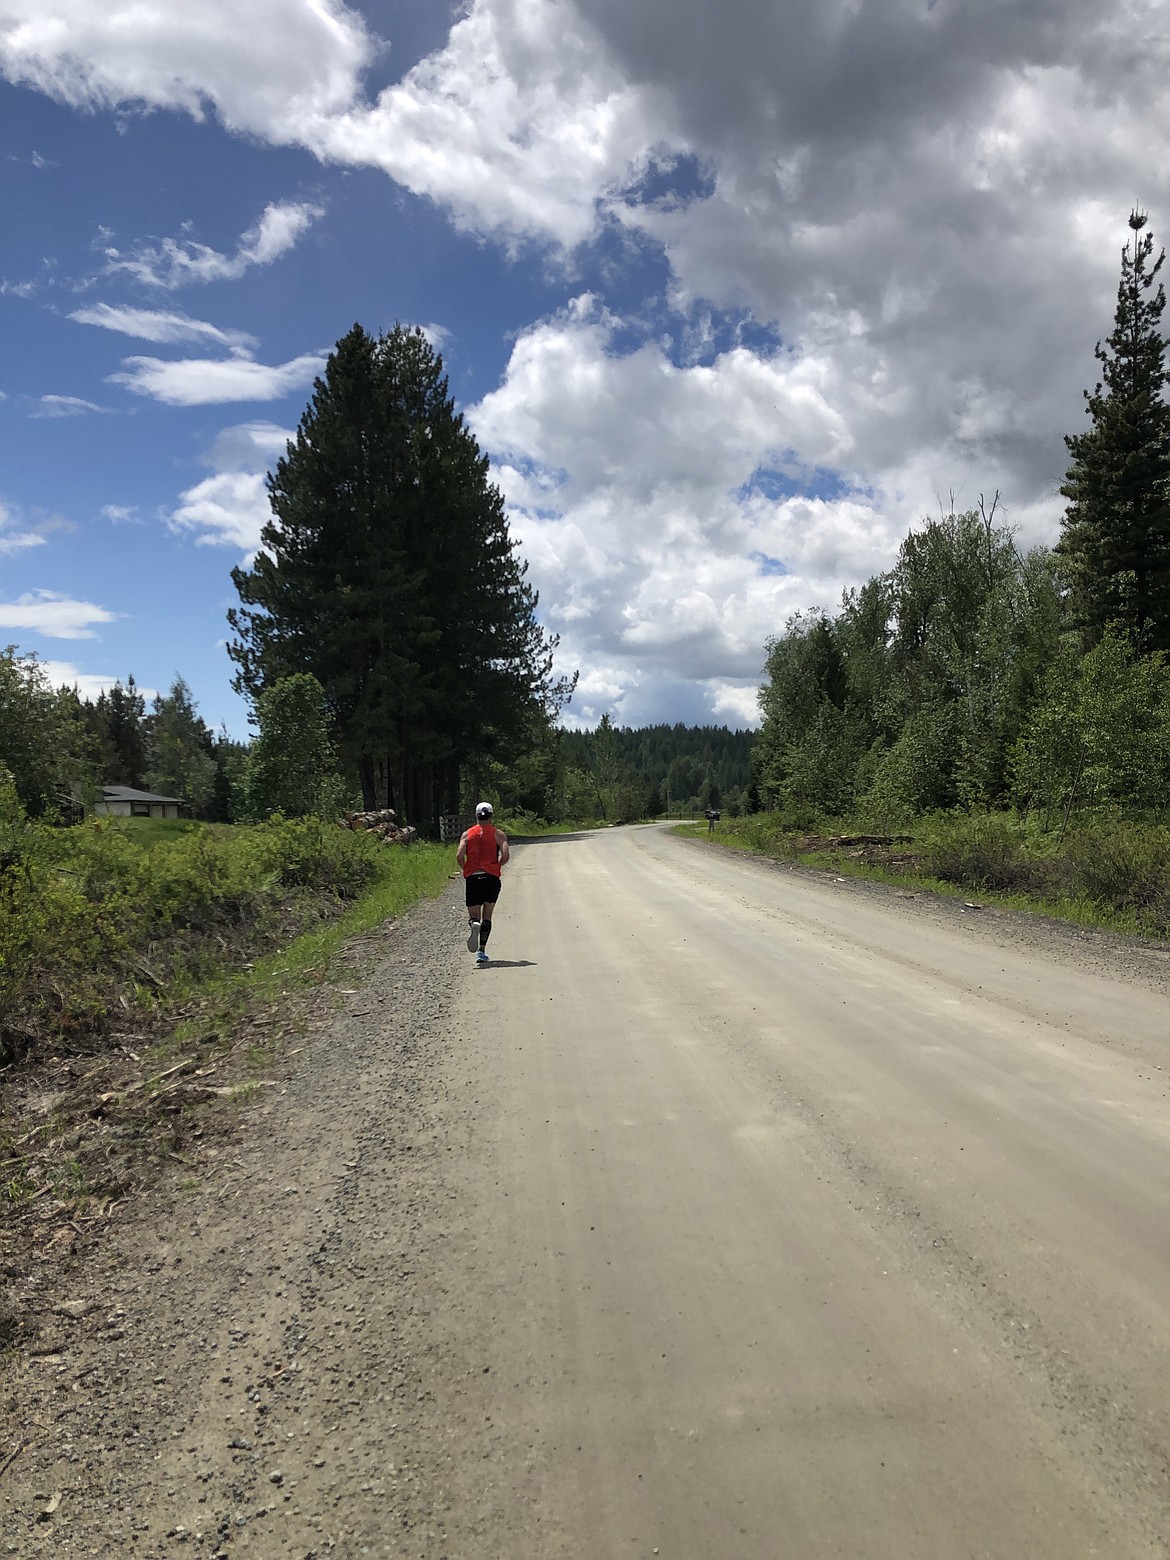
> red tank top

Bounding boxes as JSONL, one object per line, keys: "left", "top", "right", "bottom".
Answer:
{"left": 463, "top": 823, "right": 501, "bottom": 878}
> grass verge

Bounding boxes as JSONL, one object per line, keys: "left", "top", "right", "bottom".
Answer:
{"left": 0, "top": 837, "right": 451, "bottom": 1300}
{"left": 676, "top": 811, "right": 1170, "bottom": 941}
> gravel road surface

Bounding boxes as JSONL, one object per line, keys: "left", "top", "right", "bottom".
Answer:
{"left": 3, "top": 823, "right": 1169, "bottom": 1558}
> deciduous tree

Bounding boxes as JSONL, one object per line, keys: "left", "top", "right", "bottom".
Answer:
{"left": 244, "top": 674, "right": 340, "bottom": 820}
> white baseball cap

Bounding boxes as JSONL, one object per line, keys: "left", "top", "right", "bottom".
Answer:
{"left": 475, "top": 800, "right": 494, "bottom": 818}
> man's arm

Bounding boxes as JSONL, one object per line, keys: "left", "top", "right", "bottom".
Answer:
{"left": 497, "top": 830, "right": 510, "bottom": 866}
{"left": 456, "top": 830, "right": 470, "bottom": 869}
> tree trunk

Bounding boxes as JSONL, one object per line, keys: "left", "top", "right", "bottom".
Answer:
{"left": 359, "top": 754, "right": 376, "bottom": 811}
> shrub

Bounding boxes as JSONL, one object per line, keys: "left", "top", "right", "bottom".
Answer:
{"left": 1061, "top": 820, "right": 1170, "bottom": 923}
{"left": 920, "top": 813, "right": 1037, "bottom": 893}
{"left": 0, "top": 816, "right": 385, "bottom": 1065}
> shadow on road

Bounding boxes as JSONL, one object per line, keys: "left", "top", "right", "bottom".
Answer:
{"left": 477, "top": 959, "right": 537, "bottom": 969}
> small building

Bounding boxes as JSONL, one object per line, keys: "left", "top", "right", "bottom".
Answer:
{"left": 93, "top": 785, "right": 182, "bottom": 820}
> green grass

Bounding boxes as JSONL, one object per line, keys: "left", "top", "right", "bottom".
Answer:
{"left": 105, "top": 816, "right": 205, "bottom": 847}
{"left": 171, "top": 840, "right": 451, "bottom": 1034}
{"left": 675, "top": 816, "right": 1163, "bottom": 940}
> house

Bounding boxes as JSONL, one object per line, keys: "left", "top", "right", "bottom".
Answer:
{"left": 93, "top": 785, "right": 183, "bottom": 819}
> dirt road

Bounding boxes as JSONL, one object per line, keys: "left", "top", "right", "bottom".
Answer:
{"left": 4, "top": 824, "right": 1170, "bottom": 1557}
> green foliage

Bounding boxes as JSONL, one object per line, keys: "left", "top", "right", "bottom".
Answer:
{"left": 755, "top": 503, "right": 1074, "bottom": 823}
{"left": 82, "top": 676, "right": 148, "bottom": 787}
{"left": 244, "top": 673, "right": 341, "bottom": 821}
{"left": 228, "top": 323, "right": 562, "bottom": 828}
{"left": 1061, "top": 819, "right": 1170, "bottom": 921}
{"left": 0, "top": 646, "right": 98, "bottom": 816}
{"left": 146, "top": 676, "right": 217, "bottom": 816}
{"left": 694, "top": 806, "right": 1170, "bottom": 937}
{"left": 1011, "top": 629, "right": 1170, "bottom": 822}
{"left": 857, "top": 703, "right": 961, "bottom": 826}
{"left": 1058, "top": 210, "right": 1170, "bottom": 651}
{"left": 0, "top": 814, "right": 388, "bottom": 1065}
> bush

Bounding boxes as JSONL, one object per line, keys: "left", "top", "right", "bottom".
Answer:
{"left": 1061, "top": 820, "right": 1170, "bottom": 922}
{"left": 920, "top": 813, "right": 1040, "bottom": 894}
{"left": 0, "top": 815, "right": 385, "bottom": 1065}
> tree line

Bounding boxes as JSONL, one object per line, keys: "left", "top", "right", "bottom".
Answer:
{"left": 755, "top": 211, "right": 1170, "bottom": 829}
{"left": 0, "top": 654, "right": 244, "bottom": 821}
{"left": 0, "top": 644, "right": 754, "bottom": 829}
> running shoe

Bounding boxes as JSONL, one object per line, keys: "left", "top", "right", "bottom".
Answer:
{"left": 466, "top": 921, "right": 480, "bottom": 952}
{"left": 475, "top": 950, "right": 489, "bottom": 965}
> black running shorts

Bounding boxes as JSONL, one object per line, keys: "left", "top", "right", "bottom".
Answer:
{"left": 464, "top": 871, "right": 501, "bottom": 907}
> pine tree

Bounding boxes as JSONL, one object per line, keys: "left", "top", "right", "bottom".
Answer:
{"left": 1059, "top": 210, "right": 1170, "bottom": 650}
{"left": 146, "top": 677, "right": 216, "bottom": 815}
{"left": 228, "top": 324, "right": 560, "bottom": 824}
{"left": 89, "top": 676, "right": 148, "bottom": 785}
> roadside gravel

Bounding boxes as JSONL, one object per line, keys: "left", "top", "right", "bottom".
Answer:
{"left": 0, "top": 885, "right": 508, "bottom": 1558}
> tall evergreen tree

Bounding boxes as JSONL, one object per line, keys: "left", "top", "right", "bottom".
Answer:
{"left": 146, "top": 677, "right": 216, "bottom": 815}
{"left": 228, "top": 324, "right": 560, "bottom": 824}
{"left": 85, "top": 676, "right": 148, "bottom": 785}
{"left": 1058, "top": 210, "right": 1170, "bottom": 650}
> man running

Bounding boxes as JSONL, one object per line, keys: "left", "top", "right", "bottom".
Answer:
{"left": 457, "top": 801, "right": 510, "bottom": 965}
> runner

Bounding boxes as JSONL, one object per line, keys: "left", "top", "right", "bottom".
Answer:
{"left": 456, "top": 801, "right": 509, "bottom": 965}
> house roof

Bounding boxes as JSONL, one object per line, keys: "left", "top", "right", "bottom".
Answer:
{"left": 101, "top": 785, "right": 182, "bottom": 804}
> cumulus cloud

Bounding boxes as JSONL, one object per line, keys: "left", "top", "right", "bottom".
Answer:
{"left": 70, "top": 302, "right": 257, "bottom": 353}
{"left": 37, "top": 659, "right": 156, "bottom": 700}
{"left": 108, "top": 352, "right": 325, "bottom": 406}
{"left": 0, "top": 2, "right": 658, "bottom": 247}
{"left": 470, "top": 300, "right": 900, "bottom": 724}
{"left": 314, "top": 1, "right": 660, "bottom": 248}
{"left": 102, "top": 200, "right": 324, "bottom": 288}
{"left": 0, "top": 3, "right": 372, "bottom": 136}
{"left": 7, "top": 0, "right": 1170, "bottom": 721}
{"left": 169, "top": 421, "right": 292, "bottom": 553}
{"left": 0, "top": 589, "right": 118, "bottom": 639}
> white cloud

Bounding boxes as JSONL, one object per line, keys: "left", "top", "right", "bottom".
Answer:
{"left": 419, "top": 323, "right": 452, "bottom": 354}
{"left": 469, "top": 301, "right": 900, "bottom": 722}
{"left": 6, "top": 0, "right": 1170, "bottom": 724}
{"left": 0, "top": 499, "right": 47, "bottom": 556}
{"left": 30, "top": 393, "right": 108, "bottom": 418}
{"left": 0, "top": 2, "right": 655, "bottom": 249}
{"left": 169, "top": 421, "right": 292, "bottom": 552}
{"left": 0, "top": 3, "right": 372, "bottom": 136}
{"left": 100, "top": 504, "right": 138, "bottom": 523}
{"left": 102, "top": 200, "right": 324, "bottom": 288}
{"left": 0, "top": 589, "right": 118, "bottom": 639}
{"left": 107, "top": 352, "right": 325, "bottom": 406}
{"left": 315, "top": 1, "right": 660, "bottom": 248}
{"left": 201, "top": 420, "right": 291, "bottom": 473}
{"left": 38, "top": 659, "right": 156, "bottom": 701}
{"left": 70, "top": 302, "right": 257, "bottom": 353}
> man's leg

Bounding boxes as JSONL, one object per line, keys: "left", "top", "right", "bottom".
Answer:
{"left": 467, "top": 901, "right": 483, "bottom": 952}
{"left": 478, "top": 902, "right": 493, "bottom": 953}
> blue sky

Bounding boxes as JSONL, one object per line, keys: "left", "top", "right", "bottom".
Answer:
{"left": 2, "top": 0, "right": 1167, "bottom": 737}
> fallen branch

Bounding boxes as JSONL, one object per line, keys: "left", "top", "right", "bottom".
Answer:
{"left": 0, "top": 1440, "right": 29, "bottom": 1481}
